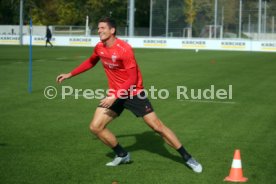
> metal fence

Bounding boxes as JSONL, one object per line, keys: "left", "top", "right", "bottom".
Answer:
{"left": 146, "top": 0, "right": 276, "bottom": 40}
{"left": 1, "top": 0, "right": 275, "bottom": 40}
{"left": 94, "top": 0, "right": 275, "bottom": 40}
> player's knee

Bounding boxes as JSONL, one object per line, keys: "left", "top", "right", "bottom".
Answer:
{"left": 89, "top": 123, "right": 103, "bottom": 135}
{"left": 151, "top": 119, "right": 164, "bottom": 134}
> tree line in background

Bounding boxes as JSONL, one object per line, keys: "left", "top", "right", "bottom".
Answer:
{"left": 0, "top": 0, "right": 275, "bottom": 36}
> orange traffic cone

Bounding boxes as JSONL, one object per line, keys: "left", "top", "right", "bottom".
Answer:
{"left": 224, "top": 149, "right": 248, "bottom": 182}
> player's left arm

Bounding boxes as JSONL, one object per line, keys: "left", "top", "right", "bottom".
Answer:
{"left": 100, "top": 46, "right": 138, "bottom": 108}
{"left": 115, "top": 67, "right": 137, "bottom": 97}
{"left": 115, "top": 45, "right": 138, "bottom": 97}
{"left": 99, "top": 67, "right": 137, "bottom": 108}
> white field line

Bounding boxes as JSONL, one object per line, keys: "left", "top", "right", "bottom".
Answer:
{"left": 35, "top": 59, "right": 46, "bottom": 62}
{"left": 56, "top": 57, "right": 67, "bottom": 60}
{"left": 179, "top": 99, "right": 237, "bottom": 104}
{"left": 60, "top": 94, "right": 93, "bottom": 97}
{"left": 34, "top": 56, "right": 86, "bottom": 62}
{"left": 58, "top": 95, "right": 236, "bottom": 104}
{"left": 78, "top": 56, "right": 87, "bottom": 58}
{"left": 15, "top": 61, "right": 24, "bottom": 64}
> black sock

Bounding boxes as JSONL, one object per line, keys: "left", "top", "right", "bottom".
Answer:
{"left": 177, "top": 146, "right": 192, "bottom": 161}
{"left": 112, "top": 144, "right": 128, "bottom": 157}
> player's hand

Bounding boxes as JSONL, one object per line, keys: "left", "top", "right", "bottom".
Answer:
{"left": 99, "top": 96, "right": 117, "bottom": 108}
{"left": 56, "top": 73, "right": 72, "bottom": 84}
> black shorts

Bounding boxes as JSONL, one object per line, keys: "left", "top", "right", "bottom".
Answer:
{"left": 99, "top": 92, "right": 154, "bottom": 117}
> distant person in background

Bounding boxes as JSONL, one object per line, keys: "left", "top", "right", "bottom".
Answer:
{"left": 45, "top": 26, "right": 53, "bottom": 47}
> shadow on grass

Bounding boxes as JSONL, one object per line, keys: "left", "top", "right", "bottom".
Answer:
{"left": 105, "top": 131, "right": 184, "bottom": 165}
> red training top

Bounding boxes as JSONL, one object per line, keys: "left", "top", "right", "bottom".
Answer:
{"left": 70, "top": 38, "right": 144, "bottom": 98}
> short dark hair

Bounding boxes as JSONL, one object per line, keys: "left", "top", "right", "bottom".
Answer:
{"left": 98, "top": 17, "right": 117, "bottom": 35}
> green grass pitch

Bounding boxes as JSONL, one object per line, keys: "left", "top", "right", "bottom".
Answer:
{"left": 0, "top": 45, "right": 276, "bottom": 184}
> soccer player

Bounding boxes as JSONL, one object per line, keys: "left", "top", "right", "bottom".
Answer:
{"left": 56, "top": 17, "right": 202, "bottom": 173}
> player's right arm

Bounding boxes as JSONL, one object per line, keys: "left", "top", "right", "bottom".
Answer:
{"left": 56, "top": 47, "right": 100, "bottom": 84}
